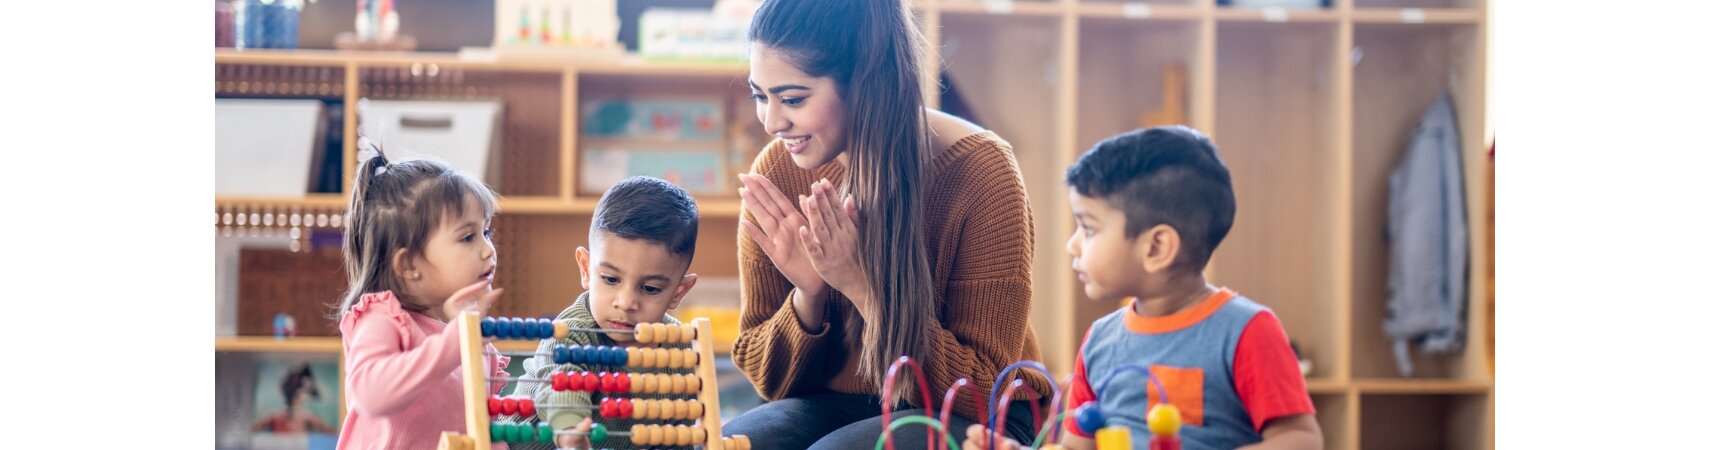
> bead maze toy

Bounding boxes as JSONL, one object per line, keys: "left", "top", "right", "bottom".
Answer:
{"left": 435, "top": 312, "right": 751, "bottom": 450}
{"left": 875, "top": 358, "right": 1181, "bottom": 450}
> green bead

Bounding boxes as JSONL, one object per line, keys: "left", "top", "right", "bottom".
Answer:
{"left": 509, "top": 423, "right": 527, "bottom": 443}
{"left": 589, "top": 422, "right": 608, "bottom": 444}
{"left": 538, "top": 423, "right": 554, "bottom": 443}
{"left": 490, "top": 423, "right": 504, "bottom": 442}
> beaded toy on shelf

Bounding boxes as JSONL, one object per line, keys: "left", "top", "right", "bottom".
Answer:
{"left": 435, "top": 312, "right": 751, "bottom": 450}
{"left": 875, "top": 358, "right": 1181, "bottom": 450}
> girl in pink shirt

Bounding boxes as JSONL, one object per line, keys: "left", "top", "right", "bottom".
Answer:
{"left": 334, "top": 143, "right": 510, "bottom": 449}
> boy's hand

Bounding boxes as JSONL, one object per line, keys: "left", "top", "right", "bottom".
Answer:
{"left": 799, "top": 179, "right": 874, "bottom": 319}
{"left": 553, "top": 417, "right": 594, "bottom": 449}
{"left": 964, "top": 424, "right": 1026, "bottom": 450}
{"left": 443, "top": 281, "right": 503, "bottom": 323}
{"left": 739, "top": 173, "right": 831, "bottom": 300}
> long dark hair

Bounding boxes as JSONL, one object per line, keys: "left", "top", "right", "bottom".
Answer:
{"left": 750, "top": 0, "right": 936, "bottom": 404}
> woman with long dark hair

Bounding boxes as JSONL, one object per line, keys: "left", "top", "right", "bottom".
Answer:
{"left": 728, "top": 0, "right": 1050, "bottom": 447}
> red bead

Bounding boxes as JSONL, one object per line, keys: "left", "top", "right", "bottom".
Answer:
{"left": 552, "top": 372, "right": 570, "bottom": 391}
{"left": 569, "top": 372, "right": 585, "bottom": 392}
{"left": 488, "top": 396, "right": 502, "bottom": 415}
{"left": 600, "top": 398, "right": 616, "bottom": 417}
{"left": 597, "top": 372, "right": 613, "bottom": 393}
{"left": 617, "top": 398, "right": 633, "bottom": 418}
{"left": 501, "top": 397, "right": 519, "bottom": 415}
{"left": 614, "top": 372, "right": 631, "bottom": 393}
{"left": 518, "top": 398, "right": 536, "bottom": 417}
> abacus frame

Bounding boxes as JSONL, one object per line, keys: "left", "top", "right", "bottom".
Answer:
{"left": 436, "top": 312, "right": 732, "bottom": 450}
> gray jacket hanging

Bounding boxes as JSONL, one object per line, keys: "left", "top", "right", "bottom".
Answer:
{"left": 1383, "top": 90, "right": 1469, "bottom": 377}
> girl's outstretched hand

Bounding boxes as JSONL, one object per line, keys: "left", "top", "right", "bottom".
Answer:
{"left": 442, "top": 281, "right": 503, "bottom": 322}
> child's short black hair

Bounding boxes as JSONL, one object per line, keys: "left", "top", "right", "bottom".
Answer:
{"left": 591, "top": 176, "right": 699, "bottom": 264}
{"left": 1065, "top": 126, "right": 1235, "bottom": 271}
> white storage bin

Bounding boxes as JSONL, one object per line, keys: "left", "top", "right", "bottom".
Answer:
{"left": 358, "top": 99, "right": 505, "bottom": 188}
{"left": 215, "top": 99, "right": 325, "bottom": 197}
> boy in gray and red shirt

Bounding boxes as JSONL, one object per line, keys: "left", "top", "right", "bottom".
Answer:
{"left": 967, "top": 126, "right": 1321, "bottom": 450}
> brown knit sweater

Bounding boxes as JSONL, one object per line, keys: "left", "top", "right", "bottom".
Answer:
{"left": 733, "top": 130, "right": 1053, "bottom": 421}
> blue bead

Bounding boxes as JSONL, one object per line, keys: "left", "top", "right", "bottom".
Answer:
{"left": 480, "top": 317, "right": 496, "bottom": 338}
{"left": 577, "top": 344, "right": 593, "bottom": 365}
{"left": 554, "top": 344, "right": 571, "bottom": 364}
{"left": 1074, "top": 401, "right": 1106, "bottom": 432}
{"left": 523, "top": 318, "right": 541, "bottom": 339}
{"left": 497, "top": 317, "right": 514, "bottom": 339}
{"left": 613, "top": 347, "right": 629, "bottom": 366}
{"left": 602, "top": 347, "right": 619, "bottom": 365}
{"left": 538, "top": 320, "right": 554, "bottom": 340}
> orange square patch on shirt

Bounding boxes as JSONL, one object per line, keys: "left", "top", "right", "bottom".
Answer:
{"left": 1147, "top": 364, "right": 1205, "bottom": 426}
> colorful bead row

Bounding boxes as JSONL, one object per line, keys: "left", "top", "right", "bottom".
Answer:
{"left": 487, "top": 396, "right": 538, "bottom": 417}
{"left": 597, "top": 398, "right": 705, "bottom": 420}
{"left": 480, "top": 317, "right": 566, "bottom": 340}
{"left": 626, "top": 424, "right": 706, "bottom": 446}
{"left": 634, "top": 323, "right": 697, "bottom": 344}
{"left": 486, "top": 421, "right": 559, "bottom": 444}
{"left": 552, "top": 344, "right": 629, "bottom": 366}
{"left": 548, "top": 372, "right": 702, "bottom": 395}
{"left": 556, "top": 346, "right": 698, "bottom": 369}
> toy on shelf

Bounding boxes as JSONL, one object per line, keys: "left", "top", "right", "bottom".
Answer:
{"left": 340, "top": 0, "right": 417, "bottom": 51}
{"left": 435, "top": 313, "right": 751, "bottom": 450}
{"left": 875, "top": 358, "right": 1182, "bottom": 450}
{"left": 488, "top": 0, "right": 624, "bottom": 61}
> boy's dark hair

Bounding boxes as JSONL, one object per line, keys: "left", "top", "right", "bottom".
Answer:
{"left": 1065, "top": 126, "right": 1235, "bottom": 271}
{"left": 592, "top": 176, "right": 699, "bottom": 264}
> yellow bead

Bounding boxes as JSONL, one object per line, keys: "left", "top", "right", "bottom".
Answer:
{"left": 681, "top": 323, "right": 698, "bottom": 342}
{"left": 630, "top": 425, "right": 649, "bottom": 445}
{"left": 635, "top": 324, "right": 653, "bottom": 343}
{"left": 690, "top": 426, "right": 706, "bottom": 445}
{"left": 1095, "top": 425, "right": 1132, "bottom": 450}
{"left": 684, "top": 349, "right": 700, "bottom": 368}
{"left": 684, "top": 374, "right": 702, "bottom": 393}
{"left": 553, "top": 321, "right": 569, "bottom": 340}
{"left": 1148, "top": 403, "right": 1183, "bottom": 437}
{"left": 669, "top": 348, "right": 685, "bottom": 369}
{"left": 688, "top": 400, "right": 704, "bottom": 419}
{"left": 626, "top": 347, "right": 641, "bottom": 368}
{"left": 665, "top": 324, "right": 681, "bottom": 344}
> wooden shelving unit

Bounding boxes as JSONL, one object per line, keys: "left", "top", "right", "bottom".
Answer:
{"left": 213, "top": 0, "right": 1490, "bottom": 446}
{"left": 919, "top": 0, "right": 1490, "bottom": 448}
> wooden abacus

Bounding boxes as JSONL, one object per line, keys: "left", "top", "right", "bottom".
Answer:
{"left": 436, "top": 312, "right": 751, "bottom": 450}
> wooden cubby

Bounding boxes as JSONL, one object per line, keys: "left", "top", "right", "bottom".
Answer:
{"left": 213, "top": 0, "right": 1490, "bottom": 446}
{"left": 928, "top": 0, "right": 1491, "bottom": 448}
{"left": 1358, "top": 392, "right": 1492, "bottom": 449}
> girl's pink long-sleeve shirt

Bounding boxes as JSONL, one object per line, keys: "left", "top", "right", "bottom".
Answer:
{"left": 336, "top": 291, "right": 510, "bottom": 449}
